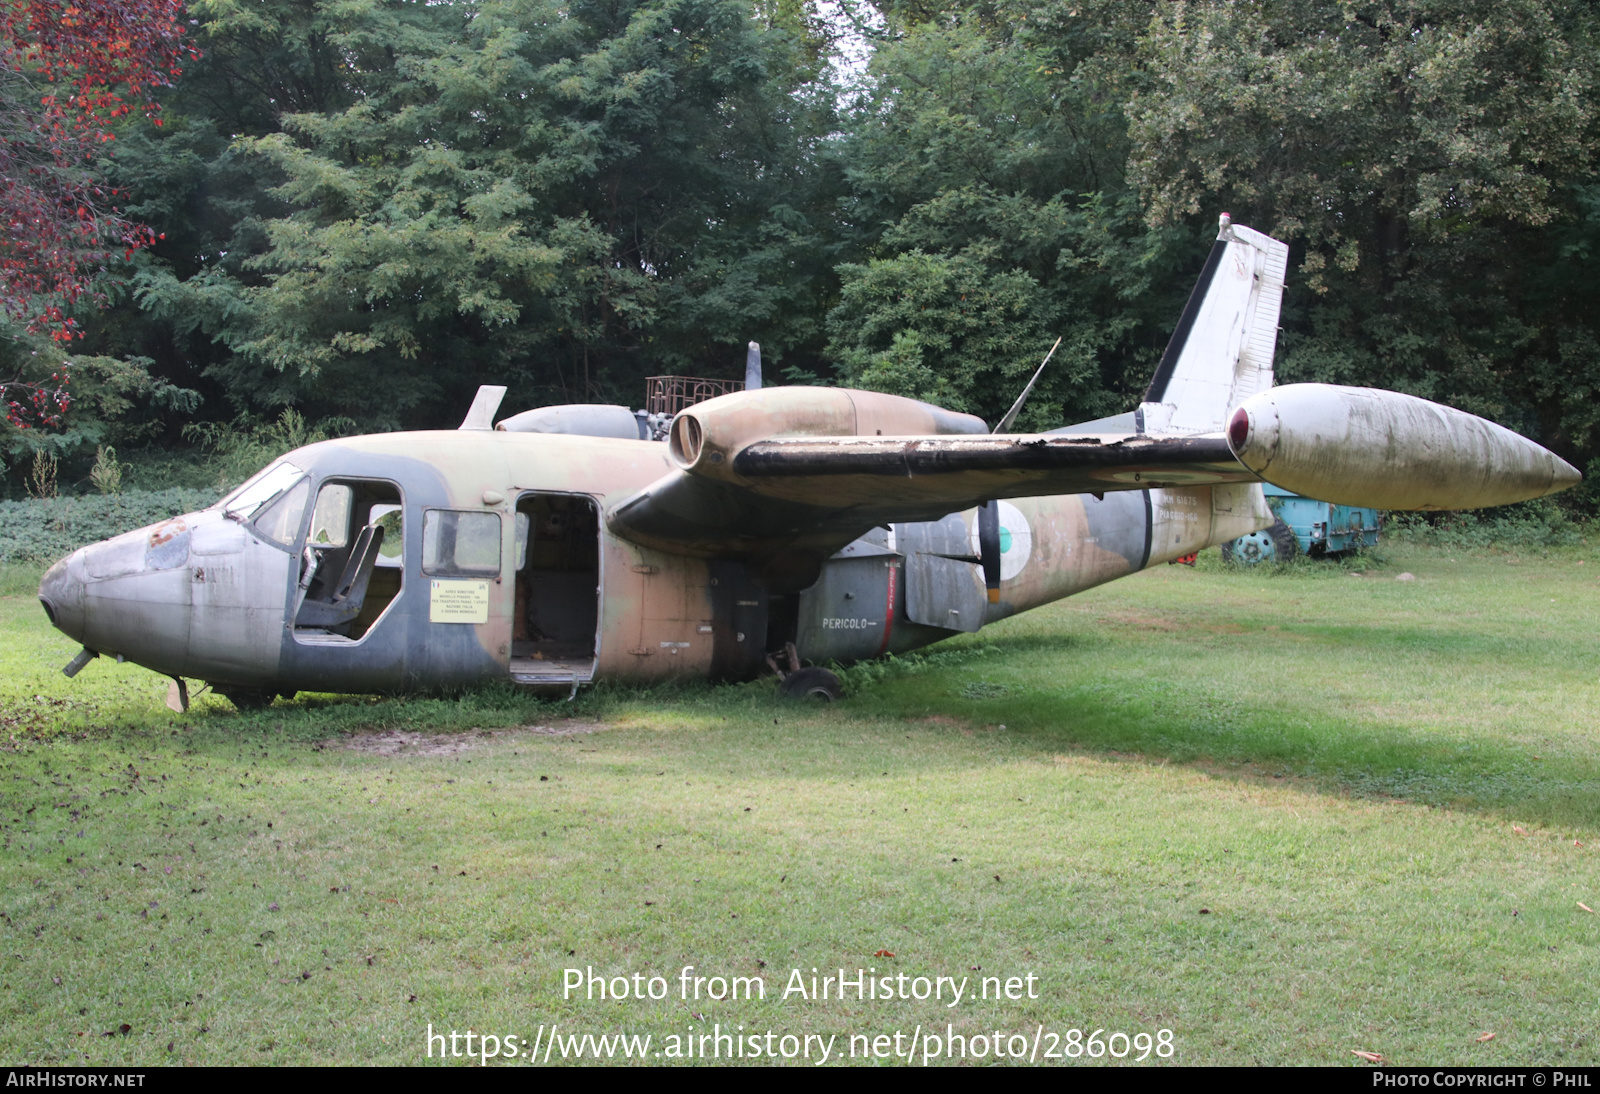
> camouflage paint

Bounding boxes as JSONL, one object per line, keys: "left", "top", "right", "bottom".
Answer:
{"left": 800, "top": 483, "right": 1273, "bottom": 665}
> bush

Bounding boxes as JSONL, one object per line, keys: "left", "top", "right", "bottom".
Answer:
{"left": 0, "top": 488, "right": 223, "bottom": 565}
{"left": 1385, "top": 498, "right": 1590, "bottom": 551}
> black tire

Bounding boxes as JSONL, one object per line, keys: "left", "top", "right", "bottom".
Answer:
{"left": 1267, "top": 517, "right": 1298, "bottom": 561}
{"left": 1223, "top": 517, "right": 1298, "bottom": 565}
{"left": 779, "top": 667, "right": 843, "bottom": 701}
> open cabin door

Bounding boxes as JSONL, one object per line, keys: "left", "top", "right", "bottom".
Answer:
{"left": 290, "top": 478, "right": 406, "bottom": 644}
{"left": 510, "top": 493, "right": 601, "bottom": 685}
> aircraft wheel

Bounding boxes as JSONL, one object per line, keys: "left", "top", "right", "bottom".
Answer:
{"left": 779, "top": 667, "right": 843, "bottom": 702}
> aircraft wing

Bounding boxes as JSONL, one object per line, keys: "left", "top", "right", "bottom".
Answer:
{"left": 608, "top": 416, "right": 1256, "bottom": 574}
{"left": 730, "top": 430, "right": 1250, "bottom": 503}
{"left": 608, "top": 215, "right": 1293, "bottom": 576}
{"left": 603, "top": 214, "right": 1579, "bottom": 583}
{"left": 606, "top": 380, "right": 1579, "bottom": 586}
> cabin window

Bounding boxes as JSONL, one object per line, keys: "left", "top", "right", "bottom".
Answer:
{"left": 308, "top": 484, "right": 353, "bottom": 547}
{"left": 370, "top": 504, "right": 403, "bottom": 567}
{"left": 514, "top": 511, "right": 530, "bottom": 571}
{"left": 422, "top": 510, "right": 501, "bottom": 576}
{"left": 253, "top": 477, "right": 311, "bottom": 547}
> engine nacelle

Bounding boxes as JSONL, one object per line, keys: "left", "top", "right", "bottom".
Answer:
{"left": 1228, "top": 384, "right": 1581, "bottom": 510}
{"left": 667, "top": 387, "right": 986, "bottom": 480}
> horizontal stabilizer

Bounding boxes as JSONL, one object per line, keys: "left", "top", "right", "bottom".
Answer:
{"left": 1228, "top": 384, "right": 1581, "bottom": 510}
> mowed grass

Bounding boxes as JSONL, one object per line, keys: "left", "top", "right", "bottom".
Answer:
{"left": 0, "top": 540, "right": 1598, "bottom": 1066}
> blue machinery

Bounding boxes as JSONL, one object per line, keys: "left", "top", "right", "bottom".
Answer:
{"left": 1223, "top": 485, "right": 1381, "bottom": 564}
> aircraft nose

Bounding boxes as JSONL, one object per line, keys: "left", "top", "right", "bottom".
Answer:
{"left": 39, "top": 555, "right": 87, "bottom": 642}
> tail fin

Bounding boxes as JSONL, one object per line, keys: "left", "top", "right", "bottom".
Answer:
{"left": 1139, "top": 215, "right": 1289, "bottom": 436}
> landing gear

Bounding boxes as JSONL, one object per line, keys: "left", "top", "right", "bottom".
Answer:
{"left": 779, "top": 667, "right": 843, "bottom": 702}
{"left": 768, "top": 641, "right": 844, "bottom": 701}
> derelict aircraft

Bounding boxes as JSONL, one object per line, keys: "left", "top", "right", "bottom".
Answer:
{"left": 37, "top": 217, "right": 1582, "bottom": 709}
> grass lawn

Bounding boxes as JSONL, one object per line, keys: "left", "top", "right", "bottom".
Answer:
{"left": 1, "top": 540, "right": 1597, "bottom": 1066}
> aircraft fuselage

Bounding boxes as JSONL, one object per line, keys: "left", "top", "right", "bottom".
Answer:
{"left": 37, "top": 429, "right": 1271, "bottom": 700}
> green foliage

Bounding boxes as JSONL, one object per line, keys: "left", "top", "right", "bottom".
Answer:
{"left": 825, "top": 15, "right": 1194, "bottom": 427}
{"left": 0, "top": 321, "right": 203, "bottom": 496}
{"left": 183, "top": 409, "right": 353, "bottom": 490}
{"left": 124, "top": 0, "right": 846, "bottom": 430}
{"left": 88, "top": 446, "right": 125, "bottom": 495}
{"left": 117, "top": 449, "right": 228, "bottom": 494}
{"left": 1386, "top": 501, "right": 1591, "bottom": 551}
{"left": 829, "top": 250, "right": 1050, "bottom": 413}
{"left": 0, "top": 487, "right": 223, "bottom": 564}
{"left": 825, "top": 0, "right": 1600, "bottom": 464}
{"left": 832, "top": 640, "right": 999, "bottom": 693}
{"left": 1122, "top": 0, "right": 1600, "bottom": 458}
{"left": 26, "top": 0, "right": 1600, "bottom": 501}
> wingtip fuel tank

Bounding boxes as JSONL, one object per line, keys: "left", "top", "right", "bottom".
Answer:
{"left": 1227, "top": 383, "right": 1582, "bottom": 510}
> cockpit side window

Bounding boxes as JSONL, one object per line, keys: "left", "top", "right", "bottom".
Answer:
{"left": 221, "top": 461, "right": 306, "bottom": 521}
{"left": 294, "top": 478, "right": 404, "bottom": 642}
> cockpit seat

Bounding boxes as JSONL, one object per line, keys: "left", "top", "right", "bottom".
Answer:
{"left": 295, "top": 524, "right": 384, "bottom": 631}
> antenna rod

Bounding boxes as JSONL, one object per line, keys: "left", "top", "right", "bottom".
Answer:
{"left": 994, "top": 336, "right": 1062, "bottom": 434}
{"left": 745, "top": 341, "right": 763, "bottom": 390}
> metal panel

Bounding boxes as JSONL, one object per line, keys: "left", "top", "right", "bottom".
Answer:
{"left": 899, "top": 514, "right": 985, "bottom": 633}
{"left": 1267, "top": 492, "right": 1381, "bottom": 554}
{"left": 497, "top": 404, "right": 642, "bottom": 439}
{"left": 797, "top": 554, "right": 897, "bottom": 663}
{"left": 708, "top": 561, "right": 768, "bottom": 681}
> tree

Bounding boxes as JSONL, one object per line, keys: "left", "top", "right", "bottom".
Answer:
{"left": 1, "top": 0, "right": 194, "bottom": 329}
{"left": 826, "top": 9, "right": 1200, "bottom": 428}
{"left": 0, "top": 0, "right": 194, "bottom": 441}
{"left": 828, "top": 0, "right": 1600, "bottom": 474}
{"left": 1124, "top": 0, "right": 1600, "bottom": 459}
{"left": 133, "top": 0, "right": 845, "bottom": 430}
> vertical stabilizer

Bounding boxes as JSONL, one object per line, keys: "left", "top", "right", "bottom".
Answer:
{"left": 1140, "top": 215, "right": 1289, "bottom": 435}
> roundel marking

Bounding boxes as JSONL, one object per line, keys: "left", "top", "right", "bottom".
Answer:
{"left": 971, "top": 501, "right": 1032, "bottom": 582}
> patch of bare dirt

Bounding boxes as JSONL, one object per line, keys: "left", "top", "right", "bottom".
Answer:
{"left": 337, "top": 720, "right": 609, "bottom": 756}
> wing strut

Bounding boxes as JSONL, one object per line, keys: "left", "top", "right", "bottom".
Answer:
{"left": 980, "top": 336, "right": 1062, "bottom": 601}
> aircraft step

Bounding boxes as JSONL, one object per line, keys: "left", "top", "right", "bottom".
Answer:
{"left": 510, "top": 656, "right": 595, "bottom": 684}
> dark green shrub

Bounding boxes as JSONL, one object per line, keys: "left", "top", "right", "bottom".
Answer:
{"left": 0, "top": 488, "right": 222, "bottom": 565}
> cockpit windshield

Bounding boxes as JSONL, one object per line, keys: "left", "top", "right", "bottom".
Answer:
{"left": 218, "top": 461, "right": 307, "bottom": 522}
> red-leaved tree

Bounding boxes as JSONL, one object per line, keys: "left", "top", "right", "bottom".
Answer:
{"left": 1, "top": 0, "right": 193, "bottom": 427}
